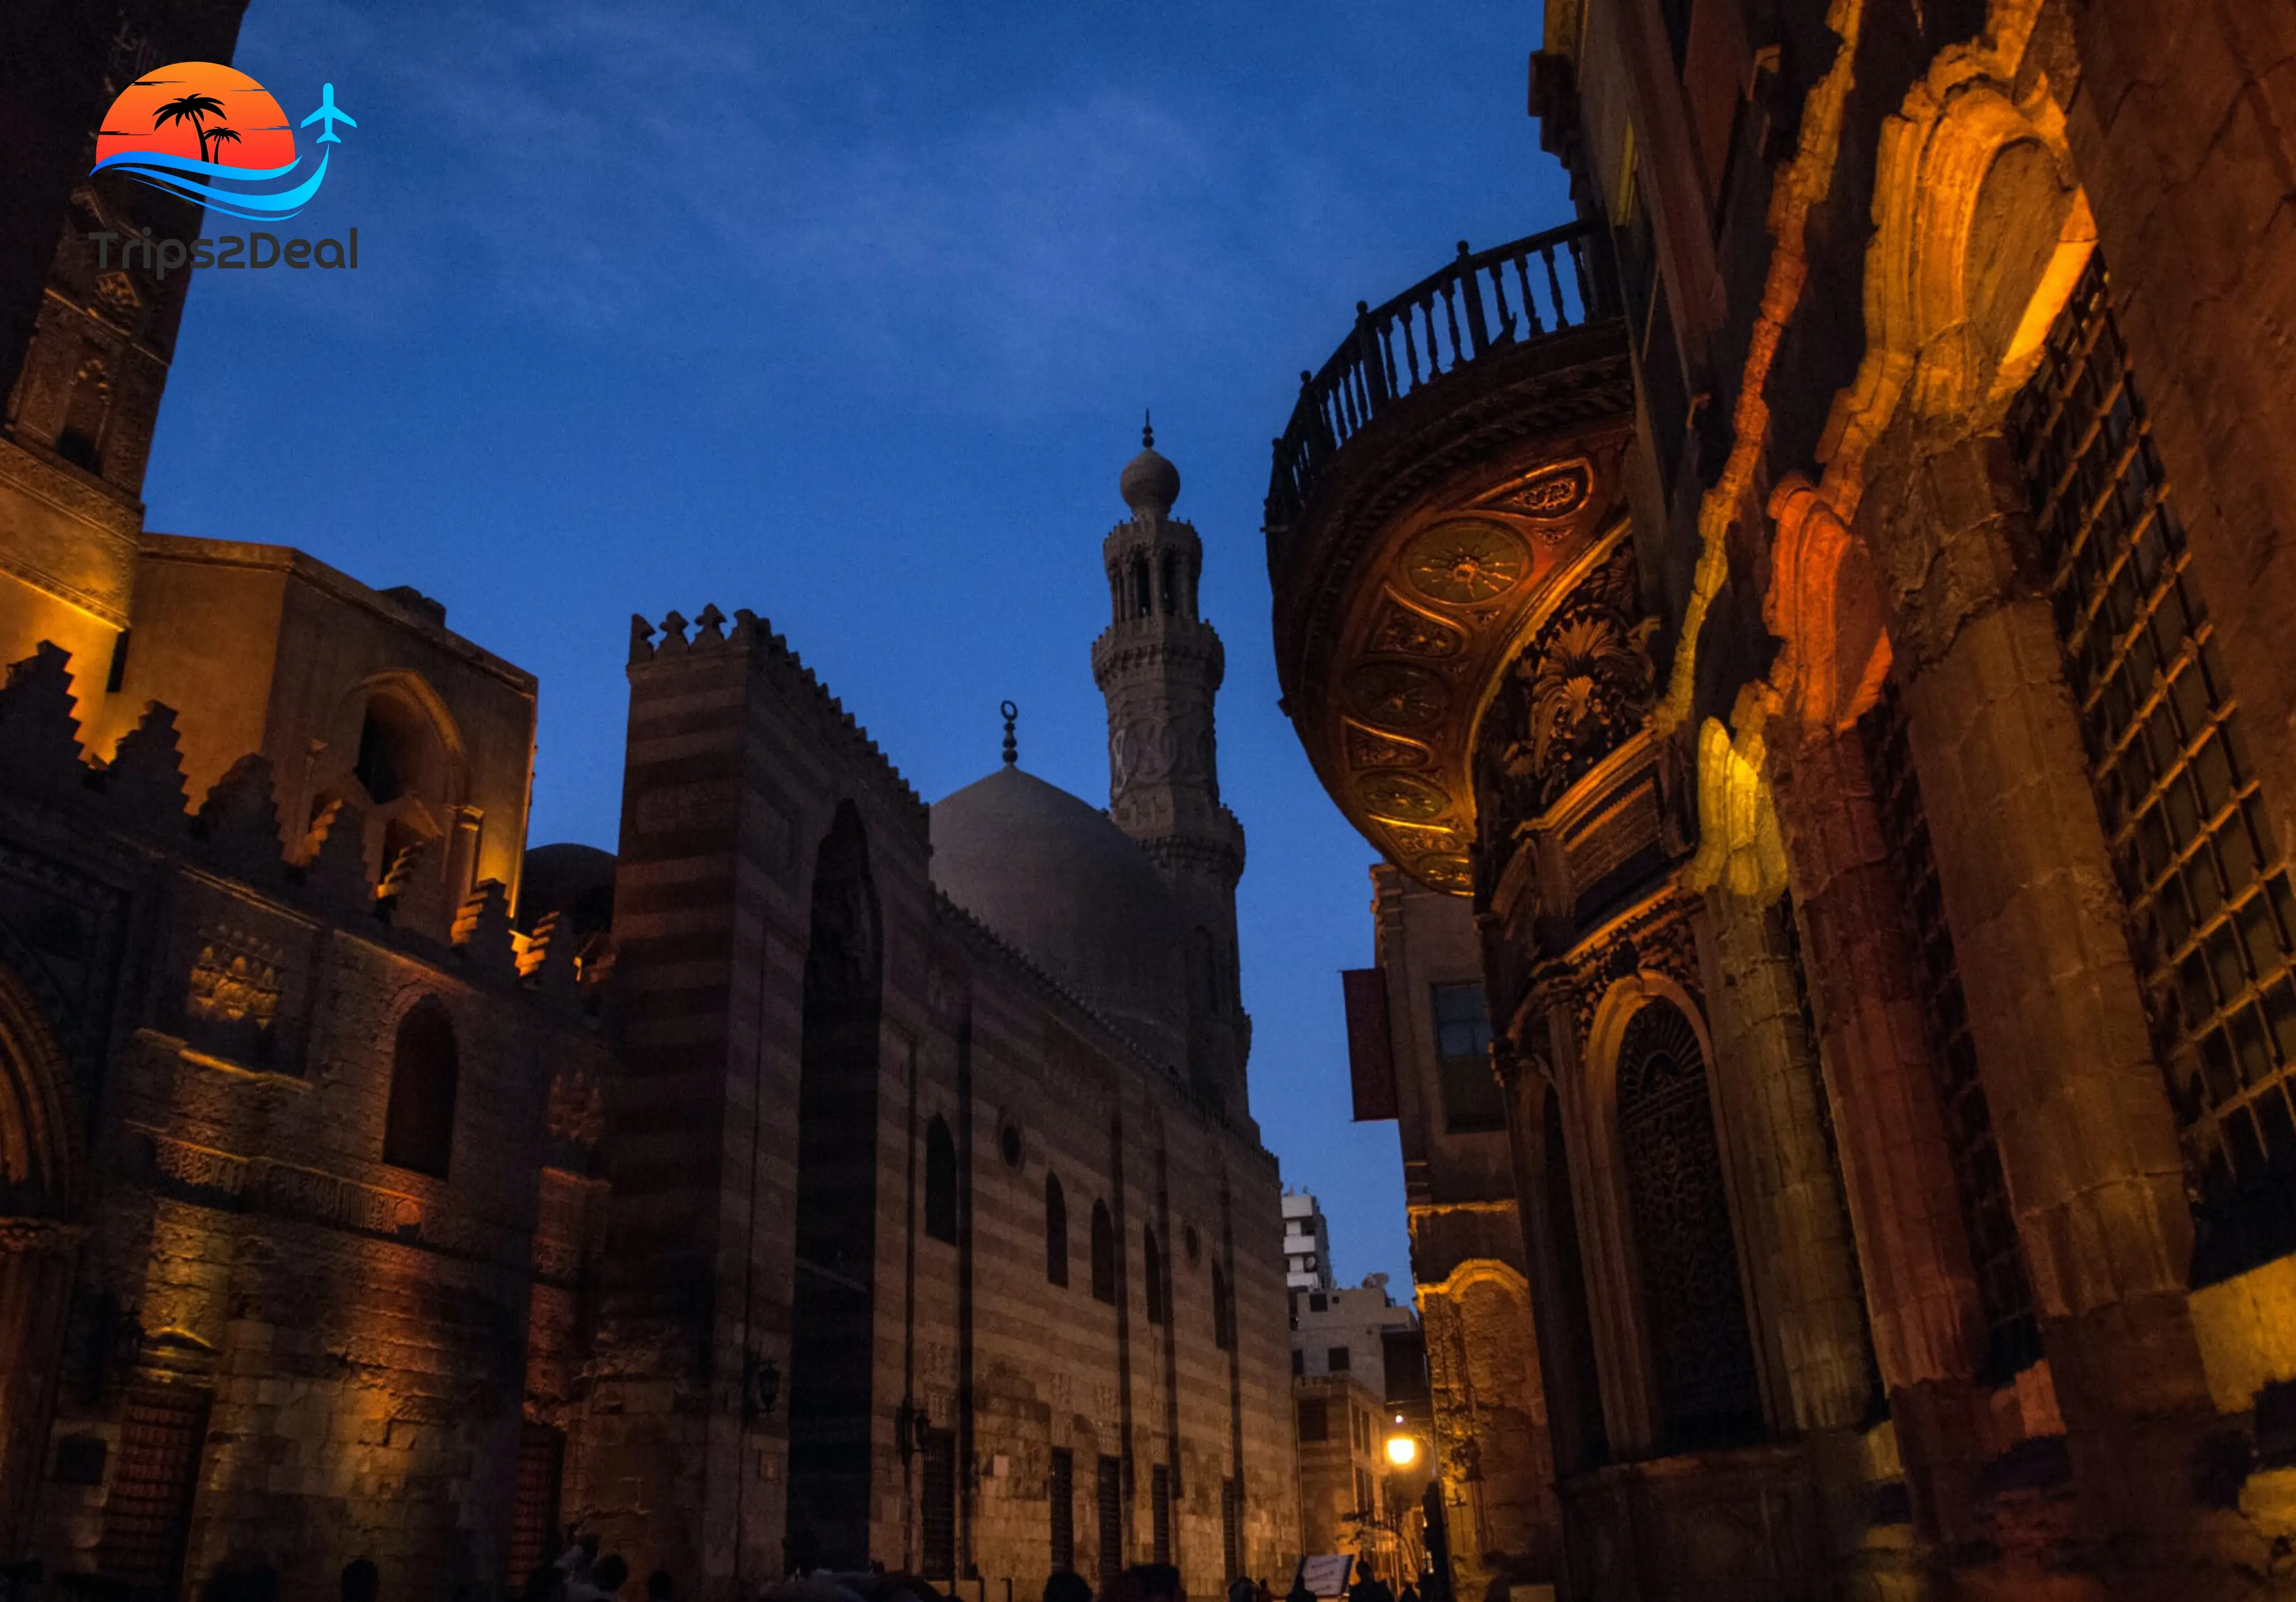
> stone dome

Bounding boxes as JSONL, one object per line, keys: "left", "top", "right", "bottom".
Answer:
{"left": 520, "top": 841, "right": 617, "bottom": 938}
{"left": 1119, "top": 430, "right": 1181, "bottom": 517}
{"left": 931, "top": 765, "right": 1186, "bottom": 1062}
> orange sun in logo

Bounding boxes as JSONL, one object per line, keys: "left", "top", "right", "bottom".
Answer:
{"left": 96, "top": 62, "right": 297, "bottom": 172}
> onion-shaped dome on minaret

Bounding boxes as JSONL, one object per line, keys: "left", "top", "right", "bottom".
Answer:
{"left": 1119, "top": 414, "right": 1181, "bottom": 517}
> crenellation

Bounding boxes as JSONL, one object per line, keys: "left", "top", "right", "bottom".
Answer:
{"left": 100, "top": 700, "right": 191, "bottom": 825}
{"left": 449, "top": 880, "right": 519, "bottom": 981}
{"left": 0, "top": 640, "right": 88, "bottom": 790}
{"left": 193, "top": 753, "right": 288, "bottom": 878}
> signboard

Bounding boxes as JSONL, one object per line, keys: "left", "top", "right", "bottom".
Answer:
{"left": 1300, "top": 1554, "right": 1355, "bottom": 1597}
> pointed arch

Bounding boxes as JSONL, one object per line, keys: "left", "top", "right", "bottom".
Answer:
{"left": 382, "top": 996, "right": 458, "bottom": 1178}
{"left": 925, "top": 1114, "right": 958, "bottom": 1244}
{"left": 1820, "top": 56, "right": 2095, "bottom": 512}
{"left": 1611, "top": 996, "right": 1762, "bottom": 1450}
{"left": 789, "top": 800, "right": 885, "bottom": 1569}
{"left": 0, "top": 953, "right": 86, "bottom": 1555}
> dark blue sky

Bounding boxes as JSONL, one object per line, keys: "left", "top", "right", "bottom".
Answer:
{"left": 144, "top": 0, "right": 1571, "bottom": 1293}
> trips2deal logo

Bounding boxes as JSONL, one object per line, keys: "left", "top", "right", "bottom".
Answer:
{"left": 91, "top": 61, "right": 359, "bottom": 277}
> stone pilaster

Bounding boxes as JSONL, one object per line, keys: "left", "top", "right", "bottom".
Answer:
{"left": 1882, "top": 436, "right": 2223, "bottom": 1577}
{"left": 1697, "top": 890, "right": 1873, "bottom": 1434}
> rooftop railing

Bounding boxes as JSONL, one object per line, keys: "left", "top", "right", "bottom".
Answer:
{"left": 1266, "top": 219, "right": 1608, "bottom": 531}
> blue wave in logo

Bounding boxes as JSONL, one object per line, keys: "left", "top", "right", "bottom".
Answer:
{"left": 93, "top": 147, "right": 330, "bottom": 221}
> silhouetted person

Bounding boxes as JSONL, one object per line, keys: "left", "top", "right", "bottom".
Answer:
{"left": 1229, "top": 1573, "right": 1257, "bottom": 1602}
{"left": 1285, "top": 1559, "right": 1314, "bottom": 1602}
{"left": 1398, "top": 1580, "right": 1421, "bottom": 1602}
{"left": 1477, "top": 1555, "right": 1508, "bottom": 1602}
{"left": 646, "top": 1571, "right": 673, "bottom": 1602}
{"left": 1347, "top": 1559, "right": 1391, "bottom": 1602}
{"left": 784, "top": 1521, "right": 822, "bottom": 1579}
{"left": 558, "top": 1535, "right": 599, "bottom": 1590}
{"left": 1044, "top": 1570, "right": 1094, "bottom": 1602}
{"left": 523, "top": 1567, "right": 568, "bottom": 1602}
{"left": 1127, "top": 1564, "right": 1182, "bottom": 1602}
{"left": 341, "top": 1558, "right": 379, "bottom": 1602}
{"left": 201, "top": 1554, "right": 280, "bottom": 1602}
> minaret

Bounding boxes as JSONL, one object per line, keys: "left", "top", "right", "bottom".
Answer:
{"left": 1091, "top": 419, "right": 1252, "bottom": 1118}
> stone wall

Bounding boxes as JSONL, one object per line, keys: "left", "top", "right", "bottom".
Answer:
{"left": 0, "top": 638, "right": 603, "bottom": 1600}
{"left": 585, "top": 609, "right": 1297, "bottom": 1599}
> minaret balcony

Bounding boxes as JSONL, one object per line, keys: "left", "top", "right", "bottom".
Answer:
{"left": 1262, "top": 220, "right": 1636, "bottom": 895}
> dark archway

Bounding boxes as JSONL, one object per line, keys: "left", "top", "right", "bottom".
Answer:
{"left": 1616, "top": 998, "right": 1762, "bottom": 1451}
{"left": 788, "top": 803, "right": 883, "bottom": 1568}
{"left": 382, "top": 998, "right": 458, "bottom": 1178}
{"left": 924, "top": 1115, "right": 957, "bottom": 1244}
{"left": 0, "top": 953, "right": 82, "bottom": 1558}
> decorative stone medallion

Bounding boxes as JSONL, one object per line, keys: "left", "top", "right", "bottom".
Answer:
{"left": 1355, "top": 771, "right": 1451, "bottom": 822}
{"left": 1345, "top": 662, "right": 1451, "bottom": 730}
{"left": 1402, "top": 521, "right": 1531, "bottom": 605}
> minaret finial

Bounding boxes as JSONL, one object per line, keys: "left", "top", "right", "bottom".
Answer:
{"left": 1142, "top": 409, "right": 1154, "bottom": 450}
{"left": 1000, "top": 700, "right": 1019, "bottom": 766}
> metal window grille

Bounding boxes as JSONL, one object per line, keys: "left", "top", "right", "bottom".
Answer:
{"left": 1050, "top": 1448, "right": 1076, "bottom": 1573}
{"left": 1432, "top": 982, "right": 1504, "bottom": 1133}
{"left": 1860, "top": 684, "right": 2043, "bottom": 1377}
{"left": 2007, "top": 254, "right": 2296, "bottom": 1285}
{"left": 507, "top": 1423, "right": 566, "bottom": 1583}
{"left": 1096, "top": 1455, "right": 1124, "bottom": 1582}
{"left": 1221, "top": 1477, "right": 1240, "bottom": 1579}
{"left": 1615, "top": 1000, "right": 1763, "bottom": 1447}
{"left": 96, "top": 1384, "right": 210, "bottom": 1592}
{"left": 1151, "top": 1463, "right": 1173, "bottom": 1563}
{"left": 922, "top": 1429, "right": 957, "bottom": 1578}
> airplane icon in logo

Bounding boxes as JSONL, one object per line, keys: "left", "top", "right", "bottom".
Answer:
{"left": 299, "top": 84, "right": 356, "bottom": 143}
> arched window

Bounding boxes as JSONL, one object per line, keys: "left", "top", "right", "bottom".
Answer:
{"left": 355, "top": 693, "right": 433, "bottom": 805}
{"left": 1090, "top": 1200, "right": 1117, "bottom": 1304}
{"left": 1160, "top": 552, "right": 1178, "bottom": 617}
{"left": 1211, "top": 1263, "right": 1233, "bottom": 1351}
{"left": 925, "top": 1114, "right": 957, "bottom": 1244}
{"left": 1131, "top": 553, "right": 1152, "bottom": 619}
{"left": 1144, "top": 1227, "right": 1165, "bottom": 1325}
{"left": 1046, "top": 1174, "right": 1069, "bottom": 1286}
{"left": 382, "top": 997, "right": 457, "bottom": 1178}
{"left": 1616, "top": 999, "right": 1761, "bottom": 1450}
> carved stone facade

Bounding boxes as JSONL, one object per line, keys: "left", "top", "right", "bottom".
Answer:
{"left": 1271, "top": 1, "right": 2296, "bottom": 1598}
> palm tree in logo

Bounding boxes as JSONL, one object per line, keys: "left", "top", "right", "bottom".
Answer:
{"left": 152, "top": 92, "right": 228, "bottom": 162}
{"left": 203, "top": 125, "right": 242, "bottom": 165}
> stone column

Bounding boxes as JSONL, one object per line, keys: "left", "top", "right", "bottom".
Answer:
{"left": 1697, "top": 889, "right": 1874, "bottom": 1434}
{"left": 1770, "top": 728, "right": 1995, "bottom": 1540}
{"left": 1885, "top": 437, "right": 2215, "bottom": 1543}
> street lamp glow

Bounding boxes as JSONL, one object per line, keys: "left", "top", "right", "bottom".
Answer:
{"left": 1385, "top": 1432, "right": 1419, "bottom": 1467}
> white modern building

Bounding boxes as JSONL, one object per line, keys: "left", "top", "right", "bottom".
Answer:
{"left": 1282, "top": 1187, "right": 1335, "bottom": 1291}
{"left": 1292, "top": 1272, "right": 1420, "bottom": 1385}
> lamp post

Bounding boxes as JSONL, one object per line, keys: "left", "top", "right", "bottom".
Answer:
{"left": 1383, "top": 1416, "right": 1450, "bottom": 1602}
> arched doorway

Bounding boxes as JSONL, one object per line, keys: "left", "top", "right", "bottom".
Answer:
{"left": 1615, "top": 999, "right": 1762, "bottom": 1451}
{"left": 0, "top": 957, "right": 84, "bottom": 1558}
{"left": 786, "top": 804, "right": 883, "bottom": 1569}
